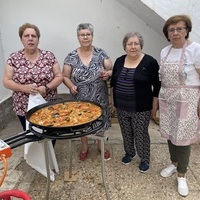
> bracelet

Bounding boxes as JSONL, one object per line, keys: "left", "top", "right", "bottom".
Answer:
{"left": 45, "top": 85, "right": 51, "bottom": 93}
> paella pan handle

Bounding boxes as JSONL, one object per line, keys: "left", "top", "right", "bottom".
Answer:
{"left": 3, "top": 130, "right": 30, "bottom": 143}
{"left": 3, "top": 130, "right": 44, "bottom": 149}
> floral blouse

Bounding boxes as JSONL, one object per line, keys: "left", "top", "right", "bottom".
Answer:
{"left": 7, "top": 49, "right": 59, "bottom": 116}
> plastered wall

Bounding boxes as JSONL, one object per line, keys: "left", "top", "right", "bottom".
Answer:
{"left": 0, "top": 0, "right": 167, "bottom": 102}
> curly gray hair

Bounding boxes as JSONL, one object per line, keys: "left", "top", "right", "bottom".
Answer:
{"left": 77, "top": 23, "right": 94, "bottom": 36}
{"left": 122, "top": 32, "right": 144, "bottom": 50}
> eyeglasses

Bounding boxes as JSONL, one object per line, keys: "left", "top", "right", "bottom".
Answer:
{"left": 78, "top": 33, "right": 93, "bottom": 38}
{"left": 168, "top": 27, "right": 187, "bottom": 33}
{"left": 126, "top": 42, "right": 140, "bottom": 47}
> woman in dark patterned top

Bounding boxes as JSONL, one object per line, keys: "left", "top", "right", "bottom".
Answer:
{"left": 3, "top": 23, "right": 63, "bottom": 131}
{"left": 110, "top": 32, "right": 161, "bottom": 172}
{"left": 63, "top": 23, "right": 112, "bottom": 161}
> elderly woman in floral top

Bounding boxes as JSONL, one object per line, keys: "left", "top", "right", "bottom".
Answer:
{"left": 3, "top": 23, "right": 63, "bottom": 131}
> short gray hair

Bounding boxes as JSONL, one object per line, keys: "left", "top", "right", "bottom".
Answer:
{"left": 77, "top": 23, "right": 94, "bottom": 35}
{"left": 122, "top": 32, "right": 144, "bottom": 50}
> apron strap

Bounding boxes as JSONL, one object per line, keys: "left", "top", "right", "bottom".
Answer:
{"left": 161, "top": 41, "right": 188, "bottom": 85}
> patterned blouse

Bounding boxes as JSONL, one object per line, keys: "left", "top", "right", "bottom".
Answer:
{"left": 64, "top": 46, "right": 111, "bottom": 133}
{"left": 7, "top": 49, "right": 59, "bottom": 116}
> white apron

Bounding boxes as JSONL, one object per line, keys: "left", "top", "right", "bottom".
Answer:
{"left": 159, "top": 44, "right": 200, "bottom": 146}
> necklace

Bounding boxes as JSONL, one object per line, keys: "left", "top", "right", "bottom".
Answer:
{"left": 28, "top": 61, "right": 36, "bottom": 68}
{"left": 24, "top": 49, "right": 39, "bottom": 68}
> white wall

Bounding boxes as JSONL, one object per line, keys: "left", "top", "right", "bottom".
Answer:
{"left": 0, "top": 0, "right": 168, "bottom": 102}
{"left": 0, "top": 30, "right": 8, "bottom": 99}
{"left": 141, "top": 0, "right": 200, "bottom": 43}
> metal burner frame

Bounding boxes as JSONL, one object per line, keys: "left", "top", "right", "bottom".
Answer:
{"left": 2, "top": 117, "right": 110, "bottom": 200}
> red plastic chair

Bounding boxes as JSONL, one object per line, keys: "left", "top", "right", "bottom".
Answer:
{"left": 0, "top": 190, "right": 31, "bottom": 200}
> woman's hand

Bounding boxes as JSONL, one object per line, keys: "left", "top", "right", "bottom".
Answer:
{"left": 197, "top": 105, "right": 200, "bottom": 119}
{"left": 102, "top": 58, "right": 112, "bottom": 81}
{"left": 151, "top": 97, "right": 159, "bottom": 124}
{"left": 24, "top": 84, "right": 38, "bottom": 95}
{"left": 36, "top": 85, "right": 46, "bottom": 96}
{"left": 100, "top": 70, "right": 111, "bottom": 80}
{"left": 70, "top": 85, "right": 78, "bottom": 94}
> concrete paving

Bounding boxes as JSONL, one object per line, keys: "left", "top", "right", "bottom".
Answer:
{"left": 0, "top": 115, "right": 200, "bottom": 200}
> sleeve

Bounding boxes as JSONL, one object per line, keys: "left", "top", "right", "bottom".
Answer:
{"left": 194, "top": 43, "right": 200, "bottom": 69}
{"left": 159, "top": 47, "right": 168, "bottom": 82}
{"left": 6, "top": 52, "right": 19, "bottom": 67}
{"left": 100, "top": 49, "right": 110, "bottom": 60}
{"left": 46, "top": 51, "right": 58, "bottom": 65}
{"left": 63, "top": 51, "right": 75, "bottom": 66}
{"left": 110, "top": 56, "right": 123, "bottom": 88}
{"left": 110, "top": 58, "right": 119, "bottom": 88}
{"left": 93, "top": 46, "right": 110, "bottom": 61}
{"left": 150, "top": 58, "right": 161, "bottom": 97}
{"left": 63, "top": 54, "right": 71, "bottom": 65}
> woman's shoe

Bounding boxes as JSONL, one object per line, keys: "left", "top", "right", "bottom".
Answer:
{"left": 121, "top": 154, "right": 136, "bottom": 165}
{"left": 98, "top": 148, "right": 111, "bottom": 161}
{"left": 80, "top": 148, "right": 89, "bottom": 161}
{"left": 160, "top": 164, "right": 177, "bottom": 177}
{"left": 177, "top": 177, "right": 189, "bottom": 196}
{"left": 139, "top": 162, "right": 149, "bottom": 173}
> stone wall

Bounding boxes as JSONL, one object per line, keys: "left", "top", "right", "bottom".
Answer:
{"left": 0, "top": 97, "right": 16, "bottom": 131}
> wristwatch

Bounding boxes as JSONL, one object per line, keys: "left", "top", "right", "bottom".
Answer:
{"left": 45, "top": 85, "right": 51, "bottom": 93}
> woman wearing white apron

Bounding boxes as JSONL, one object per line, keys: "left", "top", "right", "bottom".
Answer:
{"left": 159, "top": 15, "right": 200, "bottom": 197}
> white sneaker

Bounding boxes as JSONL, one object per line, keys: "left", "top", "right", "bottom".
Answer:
{"left": 160, "top": 164, "right": 177, "bottom": 178}
{"left": 177, "top": 177, "right": 189, "bottom": 196}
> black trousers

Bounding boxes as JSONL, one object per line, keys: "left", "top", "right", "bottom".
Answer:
{"left": 117, "top": 109, "right": 151, "bottom": 164}
{"left": 167, "top": 140, "right": 191, "bottom": 174}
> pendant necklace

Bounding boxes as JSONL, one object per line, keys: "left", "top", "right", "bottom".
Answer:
{"left": 25, "top": 50, "right": 39, "bottom": 69}
{"left": 28, "top": 61, "right": 36, "bottom": 68}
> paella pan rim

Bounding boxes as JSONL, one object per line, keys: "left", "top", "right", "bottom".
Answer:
{"left": 25, "top": 99, "right": 103, "bottom": 131}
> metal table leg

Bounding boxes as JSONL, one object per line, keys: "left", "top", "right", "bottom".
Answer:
{"left": 88, "top": 135, "right": 110, "bottom": 200}
{"left": 64, "top": 139, "right": 77, "bottom": 181}
{"left": 44, "top": 141, "right": 50, "bottom": 200}
{"left": 44, "top": 139, "right": 76, "bottom": 199}
{"left": 68, "top": 139, "right": 73, "bottom": 178}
